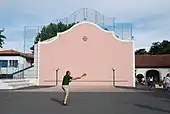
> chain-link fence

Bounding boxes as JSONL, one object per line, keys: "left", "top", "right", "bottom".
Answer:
{"left": 24, "top": 8, "right": 133, "bottom": 53}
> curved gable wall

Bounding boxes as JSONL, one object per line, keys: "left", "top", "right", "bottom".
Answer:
{"left": 38, "top": 22, "right": 134, "bottom": 87}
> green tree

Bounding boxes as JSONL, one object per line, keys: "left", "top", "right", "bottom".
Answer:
{"left": 30, "top": 22, "right": 77, "bottom": 52}
{"left": 135, "top": 48, "right": 148, "bottom": 55}
{"left": 0, "top": 29, "right": 6, "bottom": 48}
{"left": 148, "top": 40, "right": 170, "bottom": 55}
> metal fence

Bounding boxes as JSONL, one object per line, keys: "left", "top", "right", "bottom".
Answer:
{"left": 24, "top": 8, "right": 133, "bottom": 53}
{"left": 0, "top": 63, "right": 36, "bottom": 79}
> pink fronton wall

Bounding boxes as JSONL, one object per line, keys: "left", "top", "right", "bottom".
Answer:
{"left": 38, "top": 22, "right": 134, "bottom": 87}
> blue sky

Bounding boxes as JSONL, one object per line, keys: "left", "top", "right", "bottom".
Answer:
{"left": 0, "top": 0, "right": 170, "bottom": 52}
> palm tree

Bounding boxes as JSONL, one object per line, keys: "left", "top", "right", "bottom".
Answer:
{"left": 0, "top": 29, "right": 6, "bottom": 48}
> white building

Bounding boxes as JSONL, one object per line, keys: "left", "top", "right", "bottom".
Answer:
{"left": 135, "top": 54, "right": 170, "bottom": 84}
{"left": 0, "top": 49, "right": 33, "bottom": 79}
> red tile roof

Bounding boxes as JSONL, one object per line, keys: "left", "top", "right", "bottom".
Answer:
{"left": 0, "top": 49, "right": 33, "bottom": 59}
{"left": 135, "top": 54, "right": 170, "bottom": 68}
{"left": 23, "top": 53, "right": 34, "bottom": 58}
{"left": 0, "top": 49, "right": 20, "bottom": 54}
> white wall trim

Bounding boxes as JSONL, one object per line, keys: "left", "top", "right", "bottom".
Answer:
{"left": 132, "top": 39, "right": 135, "bottom": 87}
{"left": 39, "top": 21, "right": 133, "bottom": 44}
{"left": 37, "top": 42, "right": 40, "bottom": 85}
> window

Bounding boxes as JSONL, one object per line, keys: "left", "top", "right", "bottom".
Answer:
{"left": 9, "top": 60, "right": 18, "bottom": 67}
{"left": 0, "top": 60, "right": 8, "bottom": 67}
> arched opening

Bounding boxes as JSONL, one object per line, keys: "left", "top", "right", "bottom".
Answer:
{"left": 136, "top": 74, "right": 144, "bottom": 84}
{"left": 146, "top": 70, "right": 160, "bottom": 84}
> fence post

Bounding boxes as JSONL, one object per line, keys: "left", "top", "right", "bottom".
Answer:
{"left": 102, "top": 15, "right": 104, "bottom": 28}
{"left": 113, "top": 18, "right": 115, "bottom": 32}
{"left": 112, "top": 68, "right": 115, "bottom": 86}
{"left": 83, "top": 8, "right": 86, "bottom": 20}
{"left": 95, "top": 11, "right": 97, "bottom": 24}
{"left": 74, "top": 12, "right": 76, "bottom": 23}
{"left": 56, "top": 68, "right": 59, "bottom": 86}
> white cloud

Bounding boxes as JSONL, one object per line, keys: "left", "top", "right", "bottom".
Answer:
{"left": 1, "top": 0, "right": 170, "bottom": 22}
{"left": 1, "top": 40, "right": 24, "bottom": 52}
{"left": 134, "top": 14, "right": 170, "bottom": 50}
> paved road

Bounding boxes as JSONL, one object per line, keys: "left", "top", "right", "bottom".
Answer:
{"left": 0, "top": 88, "right": 170, "bottom": 114}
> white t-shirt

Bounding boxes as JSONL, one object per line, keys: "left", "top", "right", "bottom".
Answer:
{"left": 150, "top": 77, "right": 153, "bottom": 82}
{"left": 165, "top": 77, "right": 170, "bottom": 84}
{"left": 165, "top": 77, "right": 170, "bottom": 87}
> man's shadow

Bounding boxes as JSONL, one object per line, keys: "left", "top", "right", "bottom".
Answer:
{"left": 50, "top": 98, "right": 63, "bottom": 105}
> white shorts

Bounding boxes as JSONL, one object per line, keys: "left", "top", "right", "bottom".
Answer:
{"left": 62, "top": 85, "right": 69, "bottom": 94}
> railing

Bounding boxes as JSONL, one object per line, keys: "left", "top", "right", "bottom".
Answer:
{"left": 12, "top": 65, "right": 34, "bottom": 75}
{"left": 0, "top": 74, "right": 13, "bottom": 79}
{"left": 0, "top": 63, "right": 31, "bottom": 74}
{"left": 0, "top": 64, "right": 36, "bottom": 79}
{"left": 0, "top": 63, "right": 38, "bottom": 89}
